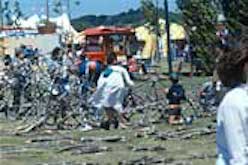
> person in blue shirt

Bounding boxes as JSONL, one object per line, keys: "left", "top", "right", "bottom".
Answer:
{"left": 78, "top": 53, "right": 88, "bottom": 76}
{"left": 78, "top": 53, "right": 102, "bottom": 87}
{"left": 166, "top": 73, "right": 186, "bottom": 125}
{"left": 87, "top": 60, "right": 102, "bottom": 86}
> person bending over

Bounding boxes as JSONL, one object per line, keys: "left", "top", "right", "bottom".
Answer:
{"left": 89, "top": 52, "right": 134, "bottom": 129}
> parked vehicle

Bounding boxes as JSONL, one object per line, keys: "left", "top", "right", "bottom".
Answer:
{"left": 84, "top": 26, "right": 137, "bottom": 64}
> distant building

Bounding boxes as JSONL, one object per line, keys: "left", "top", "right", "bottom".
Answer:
{"left": 0, "top": 27, "right": 60, "bottom": 55}
{"left": 0, "top": 13, "right": 78, "bottom": 55}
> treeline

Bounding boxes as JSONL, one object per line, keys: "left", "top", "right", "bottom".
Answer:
{"left": 71, "top": 8, "right": 182, "bottom": 31}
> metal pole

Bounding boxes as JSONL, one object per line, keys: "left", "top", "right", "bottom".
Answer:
{"left": 46, "top": 0, "right": 49, "bottom": 22}
{"left": 0, "top": 0, "right": 3, "bottom": 29}
{"left": 164, "top": 0, "right": 172, "bottom": 74}
{"left": 67, "top": 0, "right": 73, "bottom": 45}
{"left": 155, "top": 0, "right": 160, "bottom": 62}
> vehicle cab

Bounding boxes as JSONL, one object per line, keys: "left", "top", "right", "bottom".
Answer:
{"left": 83, "top": 26, "right": 137, "bottom": 64}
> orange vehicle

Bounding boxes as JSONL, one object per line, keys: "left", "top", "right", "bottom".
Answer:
{"left": 84, "top": 26, "right": 137, "bottom": 63}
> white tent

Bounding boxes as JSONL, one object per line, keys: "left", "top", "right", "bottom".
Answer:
{"left": 18, "top": 15, "right": 41, "bottom": 29}
{"left": 50, "top": 13, "right": 78, "bottom": 36}
{"left": 19, "top": 13, "right": 78, "bottom": 36}
{"left": 24, "top": 15, "right": 40, "bottom": 28}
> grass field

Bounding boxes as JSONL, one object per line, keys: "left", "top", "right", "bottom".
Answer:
{"left": 0, "top": 75, "right": 216, "bottom": 165}
{"left": 0, "top": 116, "right": 216, "bottom": 165}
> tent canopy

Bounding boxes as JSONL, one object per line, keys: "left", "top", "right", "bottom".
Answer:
{"left": 135, "top": 19, "right": 186, "bottom": 59}
{"left": 50, "top": 13, "right": 78, "bottom": 36}
{"left": 19, "top": 13, "right": 78, "bottom": 36}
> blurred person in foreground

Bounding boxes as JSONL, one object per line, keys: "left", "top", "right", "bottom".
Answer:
{"left": 89, "top": 52, "right": 134, "bottom": 129}
{"left": 216, "top": 36, "right": 248, "bottom": 165}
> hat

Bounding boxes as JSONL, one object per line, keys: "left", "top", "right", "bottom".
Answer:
{"left": 170, "top": 72, "right": 179, "bottom": 81}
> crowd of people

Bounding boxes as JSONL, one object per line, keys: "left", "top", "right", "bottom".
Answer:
{"left": 0, "top": 44, "right": 103, "bottom": 121}
{"left": 0, "top": 33, "right": 247, "bottom": 164}
{"left": 0, "top": 42, "right": 193, "bottom": 128}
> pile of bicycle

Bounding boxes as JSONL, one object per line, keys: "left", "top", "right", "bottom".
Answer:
{"left": 0, "top": 46, "right": 221, "bottom": 131}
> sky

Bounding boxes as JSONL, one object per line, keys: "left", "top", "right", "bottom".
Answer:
{"left": 17, "top": 0, "right": 177, "bottom": 18}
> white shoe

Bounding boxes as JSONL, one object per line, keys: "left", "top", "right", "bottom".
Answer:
{"left": 80, "top": 124, "right": 93, "bottom": 132}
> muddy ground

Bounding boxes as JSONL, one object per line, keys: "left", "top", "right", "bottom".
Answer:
{"left": 0, "top": 76, "right": 216, "bottom": 165}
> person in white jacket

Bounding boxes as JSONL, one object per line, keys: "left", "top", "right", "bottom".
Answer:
{"left": 216, "top": 37, "right": 248, "bottom": 165}
{"left": 89, "top": 52, "right": 134, "bottom": 129}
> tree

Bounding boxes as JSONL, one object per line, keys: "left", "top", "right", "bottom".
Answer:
{"left": 12, "top": 0, "right": 23, "bottom": 27}
{"left": 0, "top": 0, "right": 23, "bottom": 27}
{"left": 53, "top": 0, "right": 63, "bottom": 15}
{"left": 0, "top": 0, "right": 3, "bottom": 28}
{"left": 177, "top": 0, "right": 218, "bottom": 73}
{"left": 141, "top": 0, "right": 157, "bottom": 29}
{"left": 52, "top": 0, "right": 80, "bottom": 18}
{"left": 218, "top": 0, "right": 248, "bottom": 31}
{"left": 2, "top": 1, "right": 12, "bottom": 25}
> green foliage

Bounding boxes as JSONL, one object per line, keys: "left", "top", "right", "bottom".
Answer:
{"left": 13, "top": 0, "right": 23, "bottom": 26}
{"left": 53, "top": 0, "right": 63, "bottom": 15}
{"left": 219, "top": 0, "right": 248, "bottom": 31}
{"left": 1, "top": 0, "right": 23, "bottom": 26}
{"left": 141, "top": 0, "right": 157, "bottom": 26}
{"left": 52, "top": 0, "right": 81, "bottom": 16}
{"left": 2, "top": 1, "right": 12, "bottom": 25}
{"left": 177, "top": 0, "right": 218, "bottom": 74}
{"left": 71, "top": 8, "right": 182, "bottom": 31}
